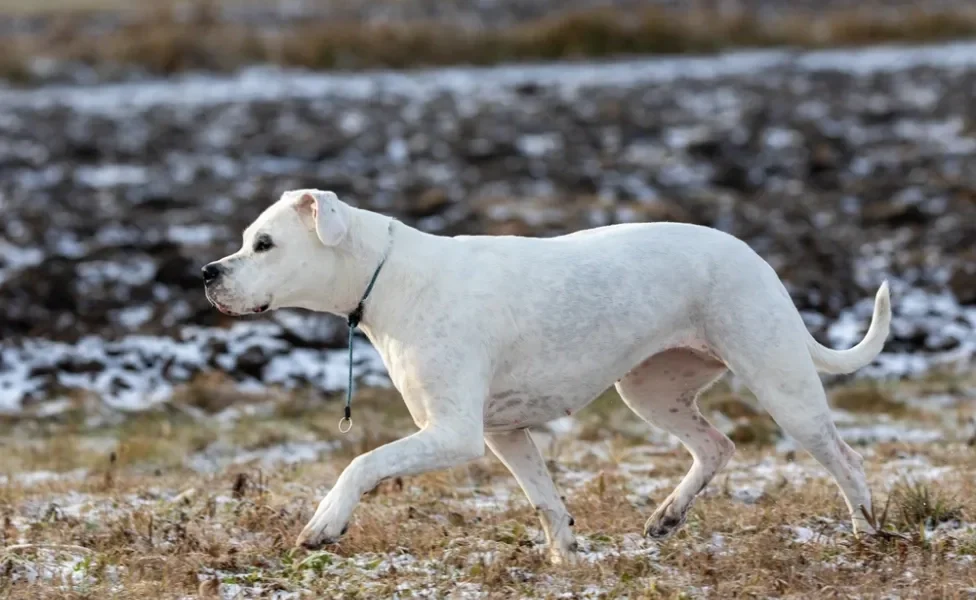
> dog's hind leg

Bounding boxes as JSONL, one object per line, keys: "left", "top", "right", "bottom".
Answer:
{"left": 728, "top": 358, "right": 875, "bottom": 535}
{"left": 485, "top": 429, "right": 577, "bottom": 565}
{"left": 708, "top": 300, "right": 876, "bottom": 534}
{"left": 615, "top": 348, "right": 733, "bottom": 539}
{"left": 704, "top": 266, "right": 886, "bottom": 535}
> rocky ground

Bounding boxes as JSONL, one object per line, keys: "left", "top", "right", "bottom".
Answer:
{"left": 1, "top": 41, "right": 975, "bottom": 415}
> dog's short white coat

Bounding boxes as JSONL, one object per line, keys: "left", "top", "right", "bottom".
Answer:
{"left": 205, "top": 189, "right": 891, "bottom": 563}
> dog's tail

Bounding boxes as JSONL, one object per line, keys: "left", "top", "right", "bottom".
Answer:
{"left": 807, "top": 281, "right": 891, "bottom": 375}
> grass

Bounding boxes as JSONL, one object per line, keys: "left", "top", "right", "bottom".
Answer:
{"left": 1, "top": 2, "right": 976, "bottom": 83}
{"left": 2, "top": 374, "right": 976, "bottom": 597}
{"left": 889, "top": 478, "right": 965, "bottom": 531}
{"left": 830, "top": 381, "right": 909, "bottom": 416}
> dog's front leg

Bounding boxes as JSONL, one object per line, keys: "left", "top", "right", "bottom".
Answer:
{"left": 486, "top": 429, "right": 577, "bottom": 565}
{"left": 296, "top": 415, "right": 485, "bottom": 549}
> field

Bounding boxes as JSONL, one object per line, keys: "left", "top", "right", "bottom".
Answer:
{"left": 2, "top": 0, "right": 976, "bottom": 598}
{"left": 3, "top": 372, "right": 976, "bottom": 599}
{"left": 3, "top": 1, "right": 976, "bottom": 82}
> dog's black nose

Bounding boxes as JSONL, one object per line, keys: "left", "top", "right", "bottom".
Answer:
{"left": 202, "top": 263, "right": 223, "bottom": 284}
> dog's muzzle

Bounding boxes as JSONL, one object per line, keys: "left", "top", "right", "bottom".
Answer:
{"left": 201, "top": 261, "right": 270, "bottom": 315}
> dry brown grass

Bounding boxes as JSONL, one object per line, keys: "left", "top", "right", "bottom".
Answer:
{"left": 831, "top": 380, "right": 910, "bottom": 416}
{"left": 1, "top": 3, "right": 976, "bottom": 82}
{"left": 2, "top": 374, "right": 976, "bottom": 598}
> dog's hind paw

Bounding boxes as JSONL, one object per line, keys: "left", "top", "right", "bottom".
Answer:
{"left": 643, "top": 502, "right": 689, "bottom": 539}
{"left": 644, "top": 515, "right": 685, "bottom": 539}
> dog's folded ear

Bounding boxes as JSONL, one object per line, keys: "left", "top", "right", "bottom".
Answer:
{"left": 295, "top": 190, "right": 349, "bottom": 247}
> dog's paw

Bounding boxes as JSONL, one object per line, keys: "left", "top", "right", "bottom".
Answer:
{"left": 295, "top": 520, "right": 349, "bottom": 550}
{"left": 548, "top": 539, "right": 579, "bottom": 566}
{"left": 295, "top": 490, "right": 359, "bottom": 550}
{"left": 643, "top": 499, "right": 689, "bottom": 539}
{"left": 644, "top": 514, "right": 686, "bottom": 539}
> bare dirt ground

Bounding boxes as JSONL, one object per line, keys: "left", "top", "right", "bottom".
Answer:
{"left": 2, "top": 372, "right": 975, "bottom": 599}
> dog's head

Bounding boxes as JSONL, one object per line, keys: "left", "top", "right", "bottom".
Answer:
{"left": 203, "top": 189, "right": 351, "bottom": 316}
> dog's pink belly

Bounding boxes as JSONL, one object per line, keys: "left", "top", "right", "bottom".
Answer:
{"left": 482, "top": 388, "right": 599, "bottom": 431}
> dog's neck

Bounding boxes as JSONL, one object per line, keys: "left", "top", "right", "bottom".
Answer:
{"left": 328, "top": 207, "right": 439, "bottom": 340}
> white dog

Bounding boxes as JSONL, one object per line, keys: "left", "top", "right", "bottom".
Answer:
{"left": 203, "top": 189, "right": 890, "bottom": 564}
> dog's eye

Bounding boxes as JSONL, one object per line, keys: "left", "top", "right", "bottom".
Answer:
{"left": 253, "top": 236, "right": 274, "bottom": 253}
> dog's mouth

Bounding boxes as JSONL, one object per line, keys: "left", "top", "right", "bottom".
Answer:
{"left": 206, "top": 293, "right": 270, "bottom": 317}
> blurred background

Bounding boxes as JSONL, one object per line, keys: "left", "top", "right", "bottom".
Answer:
{"left": 2, "top": 0, "right": 974, "bottom": 416}
{"left": 2, "top": 2, "right": 976, "bottom": 597}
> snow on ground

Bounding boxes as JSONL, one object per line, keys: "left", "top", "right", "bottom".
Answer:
{"left": 3, "top": 42, "right": 976, "bottom": 114}
{"left": 2, "top": 276, "right": 972, "bottom": 414}
{"left": 2, "top": 42, "right": 975, "bottom": 416}
{"left": 3, "top": 388, "right": 975, "bottom": 597}
{"left": 0, "top": 322, "right": 388, "bottom": 414}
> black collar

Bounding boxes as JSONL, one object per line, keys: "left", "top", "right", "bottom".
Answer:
{"left": 346, "top": 219, "right": 395, "bottom": 329}
{"left": 340, "top": 218, "right": 395, "bottom": 433}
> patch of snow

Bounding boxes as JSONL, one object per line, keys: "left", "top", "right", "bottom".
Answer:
{"left": 218, "top": 583, "right": 300, "bottom": 600}
{"left": 114, "top": 305, "right": 154, "bottom": 329}
{"left": 73, "top": 164, "right": 149, "bottom": 188}
{"left": 577, "top": 539, "right": 657, "bottom": 564}
{"left": 517, "top": 133, "right": 562, "bottom": 158}
{"left": 0, "top": 240, "right": 43, "bottom": 285}
{"left": 186, "top": 440, "right": 341, "bottom": 474}
{"left": 166, "top": 223, "right": 224, "bottom": 246}
{"left": 877, "top": 455, "right": 956, "bottom": 488}
{"left": 6, "top": 549, "right": 113, "bottom": 589}
{"left": 838, "top": 424, "right": 944, "bottom": 446}
{"left": 0, "top": 324, "right": 387, "bottom": 413}
{"left": 451, "top": 484, "right": 516, "bottom": 512}
{"left": 723, "top": 458, "right": 825, "bottom": 504}
{"left": 4, "top": 42, "right": 976, "bottom": 115}
{"left": 0, "top": 469, "right": 88, "bottom": 487}
{"left": 790, "top": 525, "right": 822, "bottom": 544}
